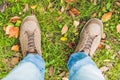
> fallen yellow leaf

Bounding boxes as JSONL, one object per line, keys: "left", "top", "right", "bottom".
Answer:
{"left": 31, "top": 5, "right": 37, "bottom": 9}
{"left": 60, "top": 37, "right": 67, "bottom": 41}
{"left": 101, "top": 12, "right": 112, "bottom": 22}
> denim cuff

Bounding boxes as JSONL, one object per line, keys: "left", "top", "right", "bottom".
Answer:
{"left": 20, "top": 54, "right": 45, "bottom": 72}
{"left": 67, "top": 52, "right": 96, "bottom": 71}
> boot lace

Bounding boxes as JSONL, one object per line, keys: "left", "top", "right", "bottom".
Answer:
{"left": 25, "top": 31, "right": 36, "bottom": 53}
{"left": 82, "top": 35, "right": 98, "bottom": 55}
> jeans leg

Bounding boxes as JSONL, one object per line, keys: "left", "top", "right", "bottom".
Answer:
{"left": 68, "top": 52, "right": 105, "bottom": 80}
{"left": 2, "top": 54, "right": 45, "bottom": 80}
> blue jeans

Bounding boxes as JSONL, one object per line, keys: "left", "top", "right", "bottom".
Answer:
{"left": 2, "top": 52, "right": 105, "bottom": 80}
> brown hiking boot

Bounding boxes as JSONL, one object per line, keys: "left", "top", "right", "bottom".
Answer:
{"left": 20, "top": 15, "right": 42, "bottom": 56}
{"left": 75, "top": 18, "right": 103, "bottom": 56}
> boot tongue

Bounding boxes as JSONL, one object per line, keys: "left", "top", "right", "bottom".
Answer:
{"left": 27, "top": 48, "right": 35, "bottom": 53}
{"left": 83, "top": 49, "right": 90, "bottom": 55}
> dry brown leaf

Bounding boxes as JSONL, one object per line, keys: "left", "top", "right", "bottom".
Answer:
{"left": 56, "top": 16, "right": 63, "bottom": 22}
{"left": 105, "top": 45, "right": 111, "bottom": 51}
{"left": 11, "top": 45, "right": 19, "bottom": 52}
{"left": 115, "top": 51, "right": 120, "bottom": 59}
{"left": 69, "top": 10, "right": 75, "bottom": 18}
{"left": 91, "top": 13, "right": 97, "bottom": 18}
{"left": 106, "top": 62, "right": 113, "bottom": 69}
{"left": 10, "top": 27, "right": 19, "bottom": 38}
{"left": 98, "top": 43, "right": 103, "bottom": 49}
{"left": 10, "top": 16, "right": 20, "bottom": 23}
{"left": 0, "top": 1, "right": 7, "bottom": 12}
{"left": 65, "top": 0, "right": 75, "bottom": 3}
{"left": 102, "top": 33, "right": 106, "bottom": 40}
{"left": 11, "top": 57, "right": 19, "bottom": 66}
{"left": 117, "top": 0, "right": 120, "bottom": 2}
{"left": 58, "top": 10, "right": 62, "bottom": 15}
{"left": 101, "top": 12, "right": 112, "bottom": 22}
{"left": 100, "top": 66, "right": 109, "bottom": 72}
{"left": 116, "top": 24, "right": 120, "bottom": 33}
{"left": 8, "top": 27, "right": 19, "bottom": 38}
{"left": 61, "top": 6, "right": 65, "bottom": 12}
{"left": 61, "top": 24, "right": 68, "bottom": 35}
{"left": 90, "top": 0, "right": 94, "bottom": 2}
{"left": 101, "top": 39, "right": 106, "bottom": 43}
{"left": 67, "top": 42, "right": 75, "bottom": 48}
{"left": 74, "top": 20, "right": 79, "bottom": 28}
{"left": 48, "top": 66, "right": 54, "bottom": 76}
{"left": 59, "top": 71, "right": 66, "bottom": 77}
{"left": 15, "top": 0, "right": 18, "bottom": 2}
{"left": 14, "top": 53, "right": 21, "bottom": 57}
{"left": 115, "top": 1, "right": 120, "bottom": 7}
{"left": 65, "top": 3, "right": 71, "bottom": 10}
{"left": 62, "top": 77, "right": 68, "bottom": 80}
{"left": 70, "top": 8, "right": 80, "bottom": 16}
{"left": 23, "top": 4, "right": 29, "bottom": 12}
{"left": 4, "top": 26, "right": 12, "bottom": 35}
{"left": 2, "top": 58, "right": 9, "bottom": 64}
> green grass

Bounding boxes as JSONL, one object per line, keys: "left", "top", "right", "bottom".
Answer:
{"left": 0, "top": 0, "right": 120, "bottom": 80}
